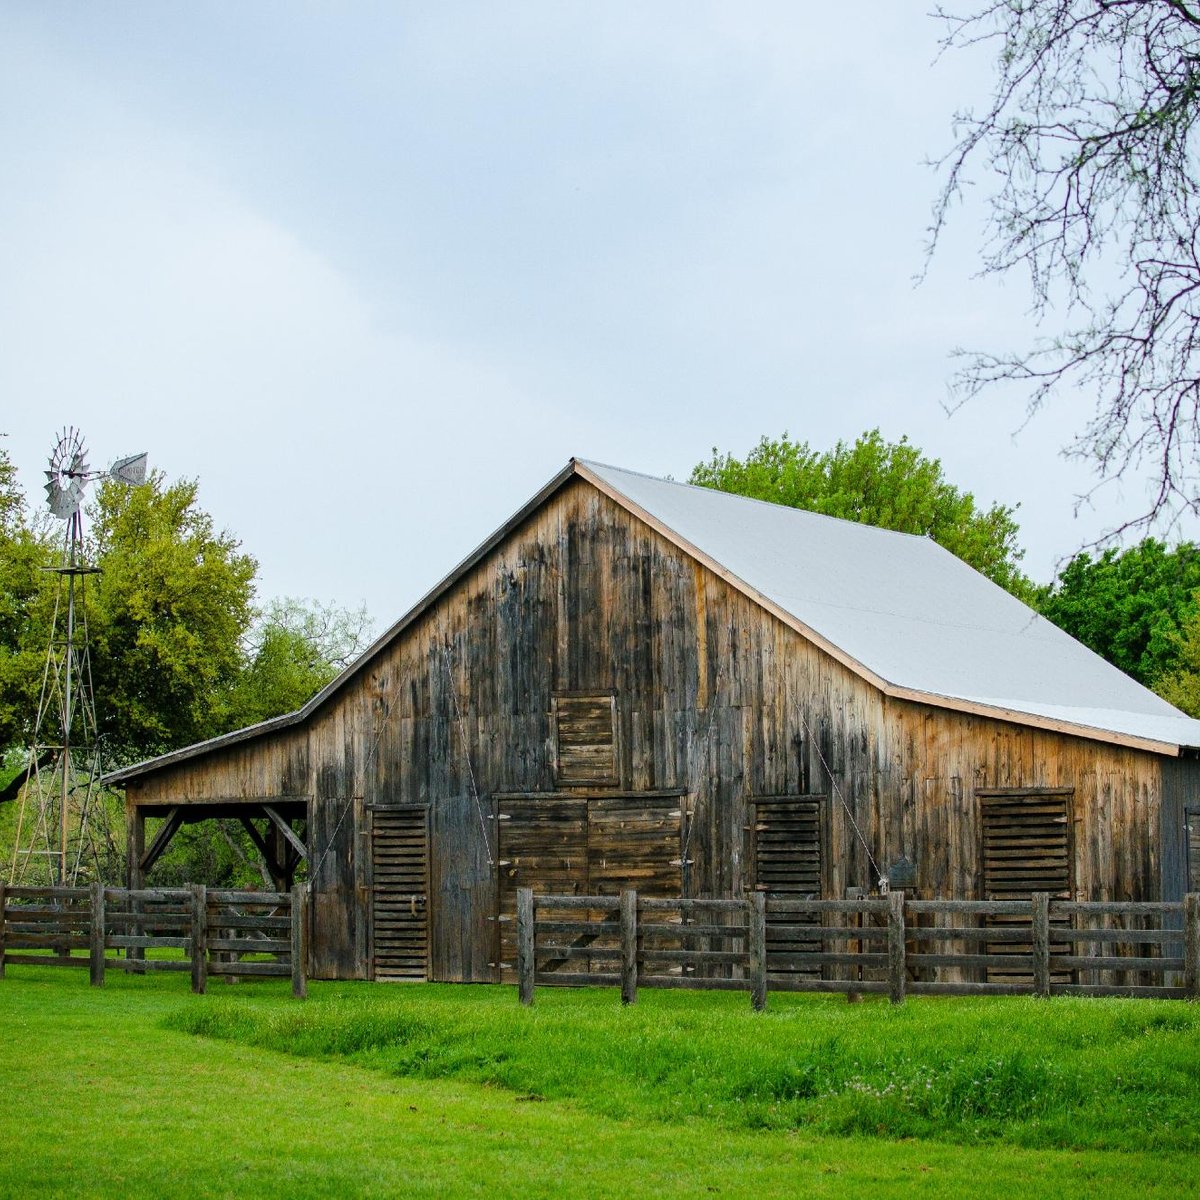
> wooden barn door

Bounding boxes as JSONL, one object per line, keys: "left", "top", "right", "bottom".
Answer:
{"left": 370, "top": 806, "right": 430, "bottom": 981}
{"left": 978, "top": 788, "right": 1074, "bottom": 981}
{"left": 496, "top": 794, "right": 682, "bottom": 979}
{"left": 496, "top": 798, "right": 589, "bottom": 979}
{"left": 749, "top": 796, "right": 827, "bottom": 979}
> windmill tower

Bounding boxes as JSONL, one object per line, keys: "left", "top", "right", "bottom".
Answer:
{"left": 7, "top": 428, "right": 147, "bottom": 886}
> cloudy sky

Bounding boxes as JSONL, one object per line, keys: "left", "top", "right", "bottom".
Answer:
{"left": 0, "top": 3, "right": 1183, "bottom": 628}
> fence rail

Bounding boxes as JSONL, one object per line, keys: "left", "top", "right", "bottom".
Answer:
{"left": 0, "top": 882, "right": 309, "bottom": 998}
{"left": 514, "top": 889, "right": 1200, "bottom": 1008}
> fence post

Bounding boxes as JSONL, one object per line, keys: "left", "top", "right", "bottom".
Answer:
{"left": 845, "top": 886, "right": 864, "bottom": 1003}
{"left": 887, "top": 890, "right": 906, "bottom": 1005}
{"left": 620, "top": 889, "right": 638, "bottom": 1005}
{"left": 89, "top": 881, "right": 105, "bottom": 987}
{"left": 1032, "top": 892, "right": 1050, "bottom": 998}
{"left": 748, "top": 891, "right": 767, "bottom": 1012}
{"left": 517, "top": 887, "right": 535, "bottom": 1006}
{"left": 190, "top": 883, "right": 207, "bottom": 995}
{"left": 291, "top": 883, "right": 309, "bottom": 999}
{"left": 1185, "top": 893, "right": 1200, "bottom": 1000}
{"left": 0, "top": 881, "right": 7, "bottom": 980}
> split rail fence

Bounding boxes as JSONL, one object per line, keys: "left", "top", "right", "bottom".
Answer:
{"left": 514, "top": 889, "right": 1200, "bottom": 1008}
{"left": 0, "top": 882, "right": 309, "bottom": 998}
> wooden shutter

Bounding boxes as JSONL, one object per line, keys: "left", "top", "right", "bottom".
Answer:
{"left": 553, "top": 694, "right": 617, "bottom": 785}
{"left": 980, "top": 789, "right": 1073, "bottom": 899}
{"left": 371, "top": 806, "right": 429, "bottom": 981}
{"left": 750, "top": 796, "right": 826, "bottom": 977}
{"left": 979, "top": 788, "right": 1074, "bottom": 980}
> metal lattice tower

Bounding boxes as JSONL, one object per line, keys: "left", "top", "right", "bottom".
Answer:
{"left": 8, "top": 428, "right": 147, "bottom": 886}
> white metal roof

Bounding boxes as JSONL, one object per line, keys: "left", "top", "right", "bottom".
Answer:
{"left": 581, "top": 460, "right": 1200, "bottom": 753}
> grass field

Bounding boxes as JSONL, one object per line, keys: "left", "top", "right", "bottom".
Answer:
{"left": 0, "top": 966, "right": 1197, "bottom": 1198}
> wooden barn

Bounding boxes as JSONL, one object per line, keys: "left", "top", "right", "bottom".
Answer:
{"left": 103, "top": 459, "right": 1200, "bottom": 981}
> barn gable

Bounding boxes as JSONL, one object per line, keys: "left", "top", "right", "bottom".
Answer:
{"left": 106, "top": 460, "right": 1200, "bottom": 981}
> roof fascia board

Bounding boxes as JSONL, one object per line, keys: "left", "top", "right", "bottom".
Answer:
{"left": 884, "top": 686, "right": 1180, "bottom": 756}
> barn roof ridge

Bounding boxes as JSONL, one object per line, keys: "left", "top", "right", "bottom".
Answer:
{"left": 103, "top": 456, "right": 1200, "bottom": 786}
{"left": 575, "top": 456, "right": 937, "bottom": 543}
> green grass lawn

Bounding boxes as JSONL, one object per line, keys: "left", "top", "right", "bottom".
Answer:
{"left": 0, "top": 966, "right": 1197, "bottom": 1199}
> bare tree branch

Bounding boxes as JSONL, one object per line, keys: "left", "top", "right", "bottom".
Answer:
{"left": 931, "top": 1, "right": 1200, "bottom": 535}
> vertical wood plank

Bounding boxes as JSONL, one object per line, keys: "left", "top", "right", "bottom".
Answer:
{"left": 127, "top": 803, "right": 146, "bottom": 973}
{"left": 1185, "top": 893, "right": 1200, "bottom": 999}
{"left": 888, "top": 889, "right": 906, "bottom": 1005}
{"left": 89, "top": 881, "right": 105, "bottom": 988}
{"left": 749, "top": 890, "right": 767, "bottom": 1012}
{"left": 1032, "top": 892, "right": 1050, "bottom": 997}
{"left": 620, "top": 888, "right": 638, "bottom": 1005}
{"left": 517, "top": 887, "right": 535, "bottom": 1006}
{"left": 292, "top": 883, "right": 310, "bottom": 999}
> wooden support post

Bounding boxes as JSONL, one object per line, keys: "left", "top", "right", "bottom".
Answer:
{"left": 0, "top": 881, "right": 7, "bottom": 980}
{"left": 516, "top": 887, "right": 535, "bottom": 1006}
{"left": 749, "top": 890, "right": 767, "bottom": 1011}
{"left": 89, "top": 881, "right": 105, "bottom": 988}
{"left": 190, "top": 884, "right": 207, "bottom": 995}
{"left": 126, "top": 802, "right": 146, "bottom": 973}
{"left": 887, "top": 889, "right": 906, "bottom": 1005}
{"left": 1185, "top": 893, "right": 1200, "bottom": 1000}
{"left": 1032, "top": 892, "right": 1051, "bottom": 998}
{"left": 291, "top": 883, "right": 309, "bottom": 1000}
{"left": 619, "top": 889, "right": 638, "bottom": 1005}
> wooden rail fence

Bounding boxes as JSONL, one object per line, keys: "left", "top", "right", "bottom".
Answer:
{"left": 514, "top": 889, "right": 1200, "bottom": 1008}
{"left": 0, "top": 882, "right": 309, "bottom": 998}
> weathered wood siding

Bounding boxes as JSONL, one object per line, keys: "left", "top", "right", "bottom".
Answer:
{"left": 126, "top": 477, "right": 1179, "bottom": 981}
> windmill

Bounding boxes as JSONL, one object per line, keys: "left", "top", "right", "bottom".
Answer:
{"left": 8, "top": 428, "right": 148, "bottom": 886}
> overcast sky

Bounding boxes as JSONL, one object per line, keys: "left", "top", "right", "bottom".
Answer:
{"left": 1, "top": 3, "right": 1187, "bottom": 629}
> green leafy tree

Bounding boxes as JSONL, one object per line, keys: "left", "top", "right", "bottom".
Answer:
{"left": 226, "top": 597, "right": 374, "bottom": 728}
{"left": 0, "top": 441, "right": 56, "bottom": 762}
{"left": 1157, "top": 613, "right": 1200, "bottom": 719}
{"left": 690, "top": 430, "right": 1030, "bottom": 594}
{"left": 86, "top": 472, "right": 258, "bottom": 760}
{"left": 1034, "top": 540, "right": 1200, "bottom": 690}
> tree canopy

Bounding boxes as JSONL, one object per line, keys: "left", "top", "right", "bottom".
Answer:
{"left": 0, "top": 443, "right": 55, "bottom": 754}
{"left": 1034, "top": 539, "right": 1200, "bottom": 691}
{"left": 690, "top": 430, "right": 1030, "bottom": 594}
{"left": 932, "top": 1, "right": 1200, "bottom": 533}
{"left": 226, "top": 597, "right": 375, "bottom": 729}
{"left": 86, "top": 472, "right": 258, "bottom": 760}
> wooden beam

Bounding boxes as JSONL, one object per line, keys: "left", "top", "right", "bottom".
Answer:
{"left": 139, "top": 807, "right": 184, "bottom": 873}
{"left": 263, "top": 805, "right": 309, "bottom": 861}
{"left": 237, "top": 816, "right": 286, "bottom": 883}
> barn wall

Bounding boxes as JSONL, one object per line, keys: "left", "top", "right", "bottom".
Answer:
{"left": 124, "top": 476, "right": 1174, "bottom": 980}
